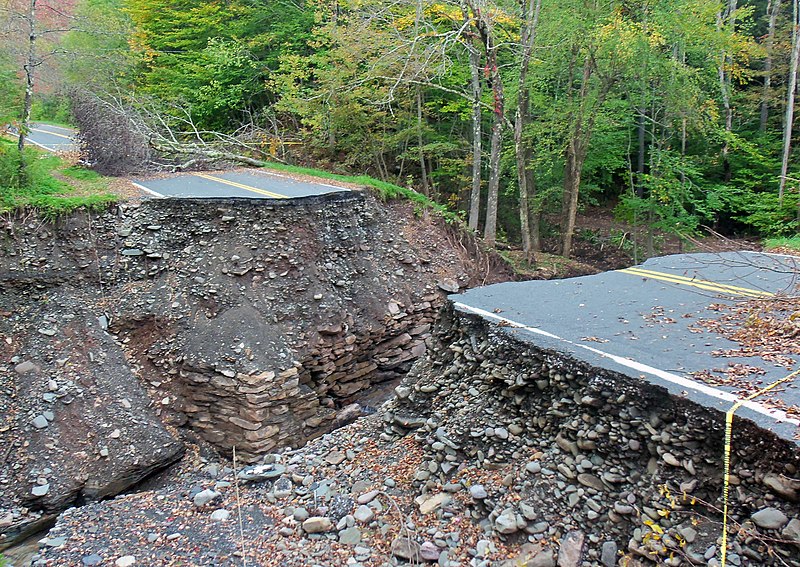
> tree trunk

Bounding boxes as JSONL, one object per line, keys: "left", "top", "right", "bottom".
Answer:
{"left": 462, "top": 0, "right": 505, "bottom": 248}
{"left": 560, "top": 136, "right": 586, "bottom": 258}
{"left": 718, "top": 0, "right": 738, "bottom": 183}
{"left": 559, "top": 55, "right": 594, "bottom": 258}
{"left": 18, "top": 0, "right": 37, "bottom": 157}
{"left": 636, "top": 107, "right": 646, "bottom": 197}
{"left": 761, "top": 0, "right": 782, "bottom": 132}
{"left": 780, "top": 0, "right": 800, "bottom": 204}
{"left": 559, "top": 49, "right": 613, "bottom": 258}
{"left": 484, "top": 87, "right": 503, "bottom": 248}
{"left": 514, "top": 0, "right": 541, "bottom": 263}
{"left": 467, "top": 43, "right": 482, "bottom": 231}
{"left": 515, "top": 100, "right": 532, "bottom": 260}
{"left": 416, "top": 87, "right": 429, "bottom": 196}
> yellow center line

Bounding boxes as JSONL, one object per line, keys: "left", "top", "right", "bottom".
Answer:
{"left": 624, "top": 267, "right": 774, "bottom": 297}
{"left": 30, "top": 127, "right": 74, "bottom": 141}
{"left": 618, "top": 267, "right": 773, "bottom": 298}
{"left": 195, "top": 173, "right": 287, "bottom": 199}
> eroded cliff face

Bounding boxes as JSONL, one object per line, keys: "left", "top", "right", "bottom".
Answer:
{"left": 0, "top": 191, "right": 512, "bottom": 547}
{"left": 30, "top": 302, "right": 800, "bottom": 567}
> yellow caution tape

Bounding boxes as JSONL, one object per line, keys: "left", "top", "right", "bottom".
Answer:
{"left": 720, "top": 368, "right": 800, "bottom": 566}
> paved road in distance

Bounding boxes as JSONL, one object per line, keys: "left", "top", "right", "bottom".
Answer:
{"left": 25, "top": 123, "right": 79, "bottom": 153}
{"left": 455, "top": 251, "right": 800, "bottom": 445}
{"left": 133, "top": 170, "right": 350, "bottom": 199}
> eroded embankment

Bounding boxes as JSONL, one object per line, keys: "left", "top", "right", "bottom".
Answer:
{"left": 0, "top": 191, "right": 511, "bottom": 548}
{"left": 32, "top": 302, "right": 800, "bottom": 567}
{"left": 384, "top": 304, "right": 800, "bottom": 564}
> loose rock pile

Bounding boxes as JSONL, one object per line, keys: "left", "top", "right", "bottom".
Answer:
{"left": 32, "top": 304, "right": 800, "bottom": 566}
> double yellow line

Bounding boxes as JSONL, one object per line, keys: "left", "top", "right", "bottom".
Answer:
{"left": 195, "top": 172, "right": 287, "bottom": 199}
{"left": 30, "top": 127, "right": 74, "bottom": 141}
{"left": 618, "top": 266, "right": 774, "bottom": 298}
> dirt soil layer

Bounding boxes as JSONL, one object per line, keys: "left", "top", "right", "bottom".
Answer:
{"left": 32, "top": 304, "right": 800, "bottom": 566}
{"left": 0, "top": 191, "right": 512, "bottom": 549}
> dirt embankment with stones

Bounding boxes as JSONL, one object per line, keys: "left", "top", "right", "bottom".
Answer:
{"left": 32, "top": 303, "right": 800, "bottom": 567}
{"left": 0, "top": 191, "right": 512, "bottom": 550}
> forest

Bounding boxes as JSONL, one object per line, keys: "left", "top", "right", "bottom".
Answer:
{"left": 2, "top": 0, "right": 800, "bottom": 259}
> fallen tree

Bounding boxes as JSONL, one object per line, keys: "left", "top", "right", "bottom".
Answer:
{"left": 69, "top": 88, "right": 293, "bottom": 175}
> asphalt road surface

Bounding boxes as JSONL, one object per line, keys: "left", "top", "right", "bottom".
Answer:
{"left": 455, "top": 251, "right": 800, "bottom": 444}
{"left": 133, "top": 170, "right": 350, "bottom": 199}
{"left": 24, "top": 123, "right": 79, "bottom": 153}
{"left": 20, "top": 124, "right": 347, "bottom": 199}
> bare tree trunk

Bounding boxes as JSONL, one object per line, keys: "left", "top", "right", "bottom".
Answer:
{"left": 718, "top": 0, "right": 738, "bottom": 183}
{"left": 761, "top": 0, "right": 782, "bottom": 132}
{"left": 18, "top": 0, "right": 37, "bottom": 157}
{"left": 560, "top": 136, "right": 587, "bottom": 258}
{"left": 560, "top": 55, "right": 593, "bottom": 258}
{"left": 483, "top": 78, "right": 503, "bottom": 247}
{"left": 559, "top": 49, "right": 613, "bottom": 258}
{"left": 416, "top": 87, "right": 429, "bottom": 196}
{"left": 515, "top": 0, "right": 541, "bottom": 263}
{"left": 780, "top": 0, "right": 800, "bottom": 204}
{"left": 484, "top": 85, "right": 503, "bottom": 248}
{"left": 463, "top": 0, "right": 504, "bottom": 248}
{"left": 460, "top": 2, "right": 483, "bottom": 232}
{"left": 637, "top": 108, "right": 646, "bottom": 196}
{"left": 467, "top": 45, "right": 483, "bottom": 231}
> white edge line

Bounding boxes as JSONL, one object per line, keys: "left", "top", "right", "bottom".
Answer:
{"left": 762, "top": 251, "right": 800, "bottom": 260}
{"left": 453, "top": 302, "right": 799, "bottom": 426}
{"left": 26, "top": 139, "right": 57, "bottom": 153}
{"left": 131, "top": 182, "right": 164, "bottom": 198}
{"left": 256, "top": 169, "right": 351, "bottom": 192}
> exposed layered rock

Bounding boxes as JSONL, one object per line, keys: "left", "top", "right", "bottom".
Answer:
{"left": 95, "top": 193, "right": 508, "bottom": 460}
{"left": 0, "top": 190, "right": 511, "bottom": 548}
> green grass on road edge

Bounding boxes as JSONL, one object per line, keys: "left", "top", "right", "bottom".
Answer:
{"left": 0, "top": 137, "right": 117, "bottom": 218}
{"left": 258, "top": 161, "right": 461, "bottom": 223}
{"left": 763, "top": 235, "right": 800, "bottom": 252}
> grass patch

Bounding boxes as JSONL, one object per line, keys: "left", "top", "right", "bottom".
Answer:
{"left": 259, "top": 161, "right": 458, "bottom": 222}
{"left": 62, "top": 165, "right": 102, "bottom": 180}
{"left": 500, "top": 249, "right": 600, "bottom": 279}
{"left": 763, "top": 235, "right": 800, "bottom": 252}
{"left": 0, "top": 141, "right": 117, "bottom": 217}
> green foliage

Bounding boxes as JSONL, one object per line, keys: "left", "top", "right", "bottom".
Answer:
{"left": 60, "top": 0, "right": 800, "bottom": 248}
{"left": 120, "top": 0, "right": 315, "bottom": 130}
{"left": 0, "top": 140, "right": 117, "bottom": 216}
{"left": 31, "top": 95, "right": 74, "bottom": 126}
{"left": 764, "top": 235, "right": 800, "bottom": 251}
{"left": 0, "top": 52, "right": 22, "bottom": 125}
{"left": 732, "top": 190, "right": 799, "bottom": 236}
{"left": 63, "top": 166, "right": 102, "bottom": 180}
{"left": 616, "top": 150, "right": 709, "bottom": 238}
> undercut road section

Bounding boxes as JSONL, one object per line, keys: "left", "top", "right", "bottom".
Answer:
{"left": 455, "top": 251, "right": 800, "bottom": 444}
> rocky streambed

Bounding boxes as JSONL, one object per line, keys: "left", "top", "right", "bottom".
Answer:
{"left": 27, "top": 303, "right": 800, "bottom": 566}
